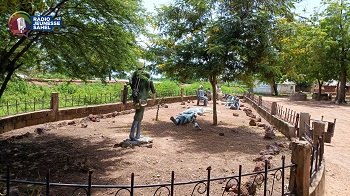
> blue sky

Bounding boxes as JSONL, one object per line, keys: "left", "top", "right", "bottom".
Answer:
{"left": 143, "top": 0, "right": 324, "bottom": 16}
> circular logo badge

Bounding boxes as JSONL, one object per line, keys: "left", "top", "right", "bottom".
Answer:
{"left": 8, "top": 11, "right": 31, "bottom": 37}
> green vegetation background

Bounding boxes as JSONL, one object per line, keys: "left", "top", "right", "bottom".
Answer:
{"left": 0, "top": 78, "right": 247, "bottom": 117}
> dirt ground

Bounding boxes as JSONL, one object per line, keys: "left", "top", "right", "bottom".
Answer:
{"left": 262, "top": 96, "right": 350, "bottom": 196}
{"left": 0, "top": 100, "right": 292, "bottom": 195}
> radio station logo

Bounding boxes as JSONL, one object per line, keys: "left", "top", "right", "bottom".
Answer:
{"left": 8, "top": 11, "right": 32, "bottom": 37}
{"left": 8, "top": 11, "right": 62, "bottom": 37}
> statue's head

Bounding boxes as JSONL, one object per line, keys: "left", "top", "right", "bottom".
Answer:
{"left": 200, "top": 85, "right": 203, "bottom": 90}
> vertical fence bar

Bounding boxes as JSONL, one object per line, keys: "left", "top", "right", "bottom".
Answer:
{"left": 264, "top": 160, "right": 268, "bottom": 196}
{"left": 72, "top": 95, "right": 74, "bottom": 107}
{"left": 65, "top": 95, "right": 67, "bottom": 107}
{"left": 130, "top": 173, "right": 134, "bottom": 196}
{"left": 319, "top": 137, "right": 324, "bottom": 166}
{"left": 310, "top": 148, "right": 315, "bottom": 178}
{"left": 34, "top": 98, "right": 36, "bottom": 111}
{"left": 46, "top": 170, "right": 50, "bottom": 196}
{"left": 25, "top": 99, "right": 27, "bottom": 112}
{"left": 282, "top": 155, "right": 285, "bottom": 196}
{"left": 88, "top": 170, "right": 92, "bottom": 196}
{"left": 171, "top": 171, "right": 174, "bottom": 196}
{"left": 16, "top": 100, "right": 18, "bottom": 114}
{"left": 238, "top": 165, "right": 242, "bottom": 196}
{"left": 42, "top": 97, "right": 44, "bottom": 109}
{"left": 84, "top": 95, "right": 86, "bottom": 105}
{"left": 6, "top": 165, "right": 10, "bottom": 196}
{"left": 78, "top": 95, "right": 80, "bottom": 106}
{"left": 206, "top": 167, "right": 211, "bottom": 196}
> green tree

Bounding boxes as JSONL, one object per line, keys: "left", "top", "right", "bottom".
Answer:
{"left": 0, "top": 0, "right": 147, "bottom": 99}
{"left": 317, "top": 0, "right": 350, "bottom": 103}
{"left": 150, "top": 0, "right": 296, "bottom": 125}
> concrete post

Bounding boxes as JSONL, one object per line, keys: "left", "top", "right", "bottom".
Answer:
{"left": 120, "top": 89, "right": 124, "bottom": 104}
{"left": 51, "top": 92, "right": 59, "bottom": 121}
{"left": 271, "top": 102, "right": 277, "bottom": 115}
{"left": 258, "top": 96, "right": 262, "bottom": 106}
{"left": 313, "top": 121, "right": 325, "bottom": 148}
{"left": 299, "top": 112, "right": 310, "bottom": 139}
{"left": 289, "top": 139, "right": 311, "bottom": 196}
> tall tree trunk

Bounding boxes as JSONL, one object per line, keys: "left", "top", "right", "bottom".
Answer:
{"left": 337, "top": 4, "right": 347, "bottom": 104}
{"left": 0, "top": 64, "right": 18, "bottom": 98}
{"left": 335, "top": 81, "right": 340, "bottom": 100}
{"left": 209, "top": 74, "right": 217, "bottom": 125}
{"left": 317, "top": 79, "right": 323, "bottom": 101}
{"left": 271, "top": 79, "right": 278, "bottom": 96}
{"left": 337, "top": 47, "right": 347, "bottom": 104}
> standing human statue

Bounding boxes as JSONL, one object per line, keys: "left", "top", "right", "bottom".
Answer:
{"left": 129, "top": 65, "right": 156, "bottom": 141}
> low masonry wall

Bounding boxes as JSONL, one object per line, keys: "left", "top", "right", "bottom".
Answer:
{"left": 244, "top": 94, "right": 326, "bottom": 196}
{"left": 0, "top": 93, "right": 197, "bottom": 134}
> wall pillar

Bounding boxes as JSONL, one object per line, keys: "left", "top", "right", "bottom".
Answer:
{"left": 258, "top": 96, "right": 262, "bottom": 106}
{"left": 289, "top": 140, "right": 311, "bottom": 196}
{"left": 299, "top": 112, "right": 310, "bottom": 139}
{"left": 271, "top": 102, "right": 277, "bottom": 115}
{"left": 313, "top": 120, "right": 325, "bottom": 150}
{"left": 51, "top": 92, "right": 59, "bottom": 121}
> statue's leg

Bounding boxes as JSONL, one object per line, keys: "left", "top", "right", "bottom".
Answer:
{"left": 129, "top": 120, "right": 139, "bottom": 141}
{"left": 135, "top": 121, "right": 142, "bottom": 139}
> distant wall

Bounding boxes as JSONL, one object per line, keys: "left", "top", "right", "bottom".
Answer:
{"left": 0, "top": 93, "right": 197, "bottom": 134}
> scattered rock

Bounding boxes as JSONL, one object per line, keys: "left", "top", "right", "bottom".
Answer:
{"left": 57, "top": 121, "right": 67, "bottom": 127}
{"left": 81, "top": 123, "right": 88, "bottom": 128}
{"left": 249, "top": 119, "right": 256, "bottom": 126}
{"left": 219, "top": 133, "right": 225, "bottom": 136}
{"left": 105, "top": 113, "right": 113, "bottom": 118}
{"left": 264, "top": 128, "right": 276, "bottom": 139}
{"left": 232, "top": 112, "right": 239, "bottom": 117}
{"left": 67, "top": 120, "right": 76, "bottom": 125}
{"left": 256, "top": 117, "right": 262, "bottom": 122}
{"left": 180, "top": 101, "right": 186, "bottom": 105}
{"left": 34, "top": 127, "right": 49, "bottom": 134}
{"left": 164, "top": 104, "right": 169, "bottom": 108}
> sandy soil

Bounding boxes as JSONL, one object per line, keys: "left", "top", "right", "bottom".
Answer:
{"left": 262, "top": 96, "right": 349, "bottom": 196}
{"left": 0, "top": 100, "right": 292, "bottom": 196}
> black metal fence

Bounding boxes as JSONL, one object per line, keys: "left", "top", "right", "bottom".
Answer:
{"left": 1, "top": 156, "right": 295, "bottom": 196}
{"left": 0, "top": 97, "right": 52, "bottom": 117}
{"left": 0, "top": 90, "right": 198, "bottom": 117}
{"left": 58, "top": 93, "right": 121, "bottom": 108}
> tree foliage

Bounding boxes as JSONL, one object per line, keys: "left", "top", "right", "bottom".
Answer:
{"left": 149, "top": 0, "right": 297, "bottom": 124}
{"left": 0, "top": 0, "right": 147, "bottom": 99}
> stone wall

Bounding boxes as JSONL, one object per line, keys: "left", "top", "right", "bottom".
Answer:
{"left": 0, "top": 93, "right": 197, "bottom": 134}
{"left": 244, "top": 94, "right": 326, "bottom": 196}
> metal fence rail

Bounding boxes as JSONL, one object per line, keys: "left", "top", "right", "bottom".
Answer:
{"left": 1, "top": 156, "right": 295, "bottom": 196}
{"left": 0, "top": 88, "right": 203, "bottom": 117}
{"left": 0, "top": 97, "right": 51, "bottom": 117}
{"left": 59, "top": 93, "right": 121, "bottom": 108}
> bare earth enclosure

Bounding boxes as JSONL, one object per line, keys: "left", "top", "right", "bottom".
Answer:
{"left": 0, "top": 100, "right": 293, "bottom": 195}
